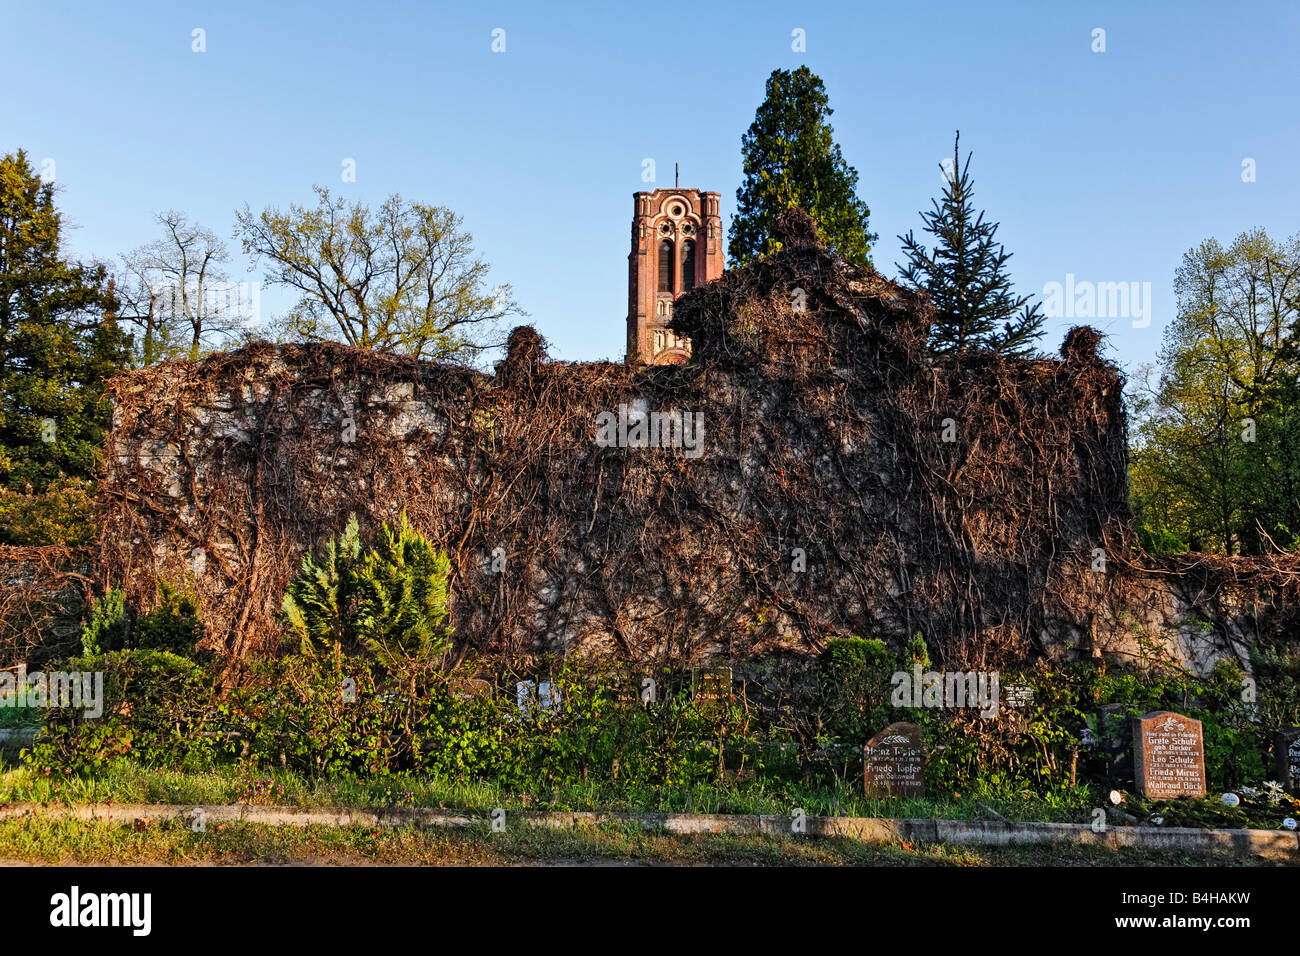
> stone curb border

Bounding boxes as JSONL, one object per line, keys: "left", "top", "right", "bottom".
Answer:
{"left": 1, "top": 803, "right": 1295, "bottom": 860}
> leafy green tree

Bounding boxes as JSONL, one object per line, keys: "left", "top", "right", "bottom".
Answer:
{"left": 80, "top": 586, "right": 128, "bottom": 656}
{"left": 0, "top": 475, "right": 96, "bottom": 545}
{"left": 282, "top": 512, "right": 452, "bottom": 672}
{"left": 0, "top": 149, "right": 129, "bottom": 501}
{"left": 282, "top": 513, "right": 362, "bottom": 653}
{"left": 354, "top": 513, "right": 453, "bottom": 673}
{"left": 236, "top": 187, "right": 521, "bottom": 363}
{"left": 1252, "top": 361, "right": 1300, "bottom": 550}
{"left": 897, "top": 133, "right": 1045, "bottom": 355}
{"left": 728, "top": 67, "right": 877, "bottom": 267}
{"left": 1129, "top": 229, "right": 1300, "bottom": 553}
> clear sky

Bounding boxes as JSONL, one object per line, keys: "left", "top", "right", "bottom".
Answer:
{"left": 3, "top": 0, "right": 1298, "bottom": 374}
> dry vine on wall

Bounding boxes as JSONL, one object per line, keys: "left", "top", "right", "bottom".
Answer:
{"left": 75, "top": 211, "right": 1298, "bottom": 677}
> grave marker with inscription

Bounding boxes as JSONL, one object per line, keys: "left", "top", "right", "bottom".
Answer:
{"left": 515, "top": 680, "right": 561, "bottom": 717}
{"left": 862, "top": 722, "right": 924, "bottom": 798}
{"left": 692, "top": 665, "right": 733, "bottom": 714}
{"left": 452, "top": 678, "right": 493, "bottom": 701}
{"left": 1276, "top": 729, "right": 1300, "bottom": 795}
{"left": 1132, "top": 711, "right": 1206, "bottom": 799}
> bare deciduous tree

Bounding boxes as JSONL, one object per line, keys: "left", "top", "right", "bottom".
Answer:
{"left": 118, "top": 211, "right": 243, "bottom": 363}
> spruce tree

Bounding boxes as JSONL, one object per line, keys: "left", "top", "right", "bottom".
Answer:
{"left": 728, "top": 67, "right": 877, "bottom": 268}
{"left": 898, "top": 132, "right": 1045, "bottom": 355}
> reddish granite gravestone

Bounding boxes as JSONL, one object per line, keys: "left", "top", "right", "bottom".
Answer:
{"left": 452, "top": 678, "right": 493, "bottom": 701}
{"left": 1276, "top": 729, "right": 1300, "bottom": 795}
{"left": 692, "top": 665, "right": 733, "bottom": 715}
{"left": 863, "top": 722, "right": 924, "bottom": 798}
{"left": 1132, "top": 711, "right": 1206, "bottom": 799}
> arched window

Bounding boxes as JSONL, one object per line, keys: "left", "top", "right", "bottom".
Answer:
{"left": 658, "top": 240, "right": 674, "bottom": 292}
{"left": 681, "top": 240, "right": 696, "bottom": 291}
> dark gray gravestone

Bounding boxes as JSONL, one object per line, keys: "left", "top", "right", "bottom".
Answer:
{"left": 1096, "top": 703, "right": 1133, "bottom": 783}
{"left": 1276, "top": 729, "right": 1300, "bottom": 795}
{"left": 1132, "top": 711, "right": 1206, "bottom": 800}
{"left": 863, "top": 722, "right": 924, "bottom": 798}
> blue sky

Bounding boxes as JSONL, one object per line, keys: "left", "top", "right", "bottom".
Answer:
{"left": 3, "top": 0, "right": 1298, "bottom": 373}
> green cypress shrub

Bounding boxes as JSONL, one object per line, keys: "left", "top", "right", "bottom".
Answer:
{"left": 282, "top": 511, "right": 453, "bottom": 672}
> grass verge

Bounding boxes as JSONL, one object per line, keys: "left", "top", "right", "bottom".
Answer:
{"left": 0, "top": 816, "right": 1280, "bottom": 867}
{"left": 0, "top": 758, "right": 1093, "bottom": 822}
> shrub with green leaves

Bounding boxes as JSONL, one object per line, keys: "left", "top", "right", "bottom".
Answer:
{"left": 229, "top": 653, "right": 404, "bottom": 777}
{"left": 80, "top": 587, "right": 128, "bottom": 656}
{"left": 819, "top": 636, "right": 894, "bottom": 743}
{"left": 29, "top": 649, "right": 219, "bottom": 773}
{"left": 28, "top": 611, "right": 1294, "bottom": 812}
{"left": 0, "top": 476, "right": 96, "bottom": 546}
{"left": 80, "top": 581, "right": 203, "bottom": 657}
{"left": 282, "top": 511, "right": 452, "bottom": 673}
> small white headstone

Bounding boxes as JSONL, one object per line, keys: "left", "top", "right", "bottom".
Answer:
{"left": 517, "top": 680, "right": 561, "bottom": 717}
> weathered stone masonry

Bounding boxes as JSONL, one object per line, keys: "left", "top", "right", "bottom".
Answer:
{"left": 92, "top": 235, "right": 1300, "bottom": 674}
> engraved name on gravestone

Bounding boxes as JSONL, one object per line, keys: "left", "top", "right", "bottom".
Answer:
{"left": 1132, "top": 711, "right": 1206, "bottom": 799}
{"left": 862, "top": 721, "right": 924, "bottom": 798}
{"left": 1276, "top": 729, "right": 1300, "bottom": 795}
{"left": 1003, "top": 684, "right": 1034, "bottom": 709}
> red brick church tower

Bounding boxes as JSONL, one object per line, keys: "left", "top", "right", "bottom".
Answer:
{"left": 626, "top": 188, "right": 724, "bottom": 364}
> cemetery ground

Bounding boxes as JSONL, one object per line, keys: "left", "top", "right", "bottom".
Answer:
{"left": 0, "top": 761, "right": 1295, "bottom": 866}
{"left": 0, "top": 813, "right": 1270, "bottom": 867}
{"left": 4, "top": 628, "right": 1298, "bottom": 868}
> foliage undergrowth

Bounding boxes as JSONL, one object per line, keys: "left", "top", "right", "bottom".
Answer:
{"left": 16, "top": 624, "right": 1300, "bottom": 829}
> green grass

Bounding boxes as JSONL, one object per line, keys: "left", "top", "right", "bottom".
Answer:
{"left": 6, "top": 759, "right": 1293, "bottom": 835}
{"left": 0, "top": 816, "right": 1276, "bottom": 867}
{"left": 1, "top": 760, "right": 1293, "bottom": 866}
{"left": 0, "top": 758, "right": 1098, "bottom": 823}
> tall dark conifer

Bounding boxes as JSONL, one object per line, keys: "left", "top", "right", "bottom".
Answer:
{"left": 0, "top": 149, "right": 129, "bottom": 492}
{"left": 729, "top": 67, "right": 877, "bottom": 268}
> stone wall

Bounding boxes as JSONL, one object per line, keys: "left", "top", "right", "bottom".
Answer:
{"left": 91, "top": 233, "right": 1300, "bottom": 674}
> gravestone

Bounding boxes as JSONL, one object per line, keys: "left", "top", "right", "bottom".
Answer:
{"left": 692, "top": 665, "right": 732, "bottom": 713}
{"left": 537, "top": 681, "right": 560, "bottom": 713}
{"left": 515, "top": 679, "right": 561, "bottom": 717}
{"left": 452, "top": 678, "right": 493, "bottom": 701}
{"left": 1096, "top": 703, "right": 1133, "bottom": 783}
{"left": 862, "top": 722, "right": 924, "bottom": 798}
{"left": 1276, "top": 729, "right": 1300, "bottom": 794}
{"left": 1132, "top": 711, "right": 1206, "bottom": 799}
{"left": 1003, "top": 684, "right": 1035, "bottom": 710}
